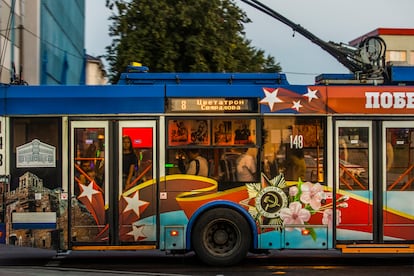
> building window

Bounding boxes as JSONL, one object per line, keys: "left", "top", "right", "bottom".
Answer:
{"left": 386, "top": 50, "right": 407, "bottom": 63}
{"left": 410, "top": 51, "right": 414, "bottom": 65}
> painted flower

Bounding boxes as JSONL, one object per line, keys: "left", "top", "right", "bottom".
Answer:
{"left": 279, "top": 201, "right": 311, "bottom": 231}
{"left": 289, "top": 186, "right": 299, "bottom": 197}
{"left": 322, "top": 208, "right": 342, "bottom": 227}
{"left": 337, "top": 203, "right": 348, "bottom": 209}
{"left": 300, "top": 182, "right": 324, "bottom": 210}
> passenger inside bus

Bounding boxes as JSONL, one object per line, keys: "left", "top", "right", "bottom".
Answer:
{"left": 219, "top": 150, "right": 241, "bottom": 182}
{"left": 236, "top": 148, "right": 257, "bottom": 182}
{"left": 78, "top": 160, "right": 96, "bottom": 185}
{"left": 178, "top": 149, "right": 209, "bottom": 177}
{"left": 122, "top": 135, "right": 138, "bottom": 190}
{"left": 218, "top": 148, "right": 258, "bottom": 183}
{"left": 285, "top": 147, "right": 306, "bottom": 181}
{"left": 188, "top": 149, "right": 209, "bottom": 177}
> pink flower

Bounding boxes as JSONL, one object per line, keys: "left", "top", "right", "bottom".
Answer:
{"left": 279, "top": 201, "right": 311, "bottom": 231}
{"left": 322, "top": 209, "right": 341, "bottom": 227}
{"left": 289, "top": 186, "right": 298, "bottom": 197}
{"left": 300, "top": 182, "right": 324, "bottom": 210}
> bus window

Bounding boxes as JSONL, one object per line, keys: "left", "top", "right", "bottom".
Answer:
{"left": 262, "top": 117, "right": 325, "bottom": 183}
{"left": 166, "top": 117, "right": 259, "bottom": 188}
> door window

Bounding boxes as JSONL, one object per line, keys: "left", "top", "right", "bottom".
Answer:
{"left": 337, "top": 126, "right": 370, "bottom": 191}
{"left": 335, "top": 121, "right": 372, "bottom": 241}
{"left": 71, "top": 121, "right": 108, "bottom": 243}
{"left": 118, "top": 121, "right": 156, "bottom": 243}
{"left": 383, "top": 122, "right": 414, "bottom": 241}
{"left": 385, "top": 125, "right": 414, "bottom": 191}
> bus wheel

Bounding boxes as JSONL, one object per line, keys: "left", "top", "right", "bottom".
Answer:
{"left": 192, "top": 208, "right": 251, "bottom": 266}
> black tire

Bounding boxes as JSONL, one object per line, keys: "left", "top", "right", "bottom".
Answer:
{"left": 192, "top": 207, "right": 251, "bottom": 266}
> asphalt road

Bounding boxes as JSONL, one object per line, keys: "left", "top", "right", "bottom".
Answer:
{"left": 0, "top": 244, "right": 413, "bottom": 275}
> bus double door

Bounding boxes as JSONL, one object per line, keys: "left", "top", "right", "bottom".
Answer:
{"left": 70, "top": 120, "right": 157, "bottom": 247}
{"left": 335, "top": 120, "right": 414, "bottom": 243}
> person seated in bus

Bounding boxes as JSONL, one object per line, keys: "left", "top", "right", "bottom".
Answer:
{"left": 122, "top": 135, "right": 138, "bottom": 190}
{"left": 285, "top": 147, "right": 306, "bottom": 181}
{"left": 178, "top": 148, "right": 209, "bottom": 177}
{"left": 263, "top": 155, "right": 278, "bottom": 180}
{"left": 236, "top": 148, "right": 257, "bottom": 182}
{"left": 78, "top": 160, "right": 95, "bottom": 185}
{"left": 76, "top": 160, "right": 104, "bottom": 194}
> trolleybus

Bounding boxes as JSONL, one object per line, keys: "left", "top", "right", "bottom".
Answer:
{"left": 0, "top": 64, "right": 413, "bottom": 265}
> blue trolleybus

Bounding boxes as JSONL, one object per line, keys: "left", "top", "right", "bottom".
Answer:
{"left": 0, "top": 62, "right": 413, "bottom": 265}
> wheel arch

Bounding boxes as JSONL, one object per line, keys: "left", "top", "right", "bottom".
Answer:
{"left": 185, "top": 200, "right": 258, "bottom": 251}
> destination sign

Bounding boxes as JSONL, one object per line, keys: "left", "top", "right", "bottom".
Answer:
{"left": 167, "top": 98, "right": 258, "bottom": 113}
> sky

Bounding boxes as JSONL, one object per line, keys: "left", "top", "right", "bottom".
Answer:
{"left": 86, "top": 0, "right": 414, "bottom": 84}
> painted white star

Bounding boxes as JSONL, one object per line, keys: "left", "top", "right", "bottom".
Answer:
{"left": 123, "top": 191, "right": 148, "bottom": 217}
{"left": 259, "top": 88, "right": 283, "bottom": 110}
{"left": 304, "top": 88, "right": 319, "bottom": 102}
{"left": 292, "top": 100, "right": 303, "bottom": 111}
{"left": 78, "top": 181, "right": 100, "bottom": 202}
{"left": 127, "top": 223, "right": 146, "bottom": 241}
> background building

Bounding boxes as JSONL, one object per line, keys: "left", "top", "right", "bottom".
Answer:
{"left": 0, "top": 0, "right": 86, "bottom": 85}
{"left": 1, "top": 2, "right": 411, "bottom": 86}
{"left": 86, "top": 54, "right": 107, "bottom": 85}
{"left": 350, "top": 28, "right": 414, "bottom": 66}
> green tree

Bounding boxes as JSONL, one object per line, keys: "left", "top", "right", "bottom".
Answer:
{"left": 105, "top": 0, "right": 281, "bottom": 83}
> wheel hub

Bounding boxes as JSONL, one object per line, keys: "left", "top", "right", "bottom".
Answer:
{"left": 213, "top": 229, "right": 229, "bottom": 245}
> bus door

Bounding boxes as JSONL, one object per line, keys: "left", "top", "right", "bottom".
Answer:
{"left": 335, "top": 121, "right": 373, "bottom": 242}
{"left": 335, "top": 120, "right": 414, "bottom": 243}
{"left": 118, "top": 121, "right": 157, "bottom": 244}
{"left": 70, "top": 120, "right": 157, "bottom": 247}
{"left": 382, "top": 121, "right": 414, "bottom": 242}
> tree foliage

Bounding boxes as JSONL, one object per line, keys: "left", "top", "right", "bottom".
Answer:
{"left": 105, "top": 0, "right": 281, "bottom": 83}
